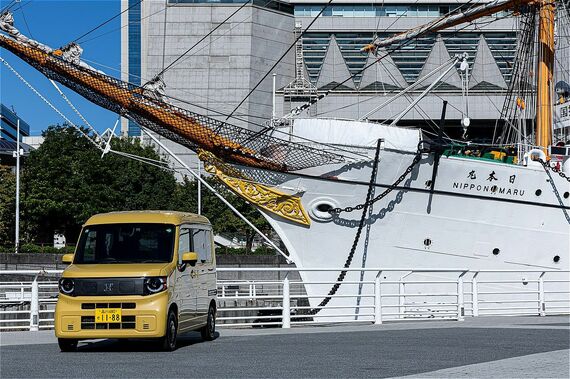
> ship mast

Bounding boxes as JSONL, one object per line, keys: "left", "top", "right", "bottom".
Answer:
{"left": 536, "top": 0, "right": 555, "bottom": 153}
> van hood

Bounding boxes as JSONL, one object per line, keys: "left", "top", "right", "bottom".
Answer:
{"left": 62, "top": 263, "right": 174, "bottom": 278}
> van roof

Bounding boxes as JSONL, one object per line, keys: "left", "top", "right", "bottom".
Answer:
{"left": 84, "top": 211, "right": 211, "bottom": 226}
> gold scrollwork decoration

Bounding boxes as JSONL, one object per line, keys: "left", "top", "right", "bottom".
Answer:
{"left": 202, "top": 159, "right": 310, "bottom": 226}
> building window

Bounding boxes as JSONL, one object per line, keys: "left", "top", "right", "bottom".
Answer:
{"left": 128, "top": 0, "right": 142, "bottom": 136}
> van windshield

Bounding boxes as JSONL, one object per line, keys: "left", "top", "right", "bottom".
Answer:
{"left": 74, "top": 223, "right": 175, "bottom": 264}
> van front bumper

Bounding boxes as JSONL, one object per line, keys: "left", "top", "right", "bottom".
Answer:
{"left": 55, "top": 292, "right": 169, "bottom": 339}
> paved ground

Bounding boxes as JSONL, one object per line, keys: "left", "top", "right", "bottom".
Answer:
{"left": 1, "top": 316, "right": 569, "bottom": 378}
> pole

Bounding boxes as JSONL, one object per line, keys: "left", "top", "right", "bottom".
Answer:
{"left": 197, "top": 159, "right": 202, "bottom": 215}
{"left": 14, "top": 119, "right": 20, "bottom": 254}
{"left": 374, "top": 272, "right": 382, "bottom": 325}
{"left": 29, "top": 275, "right": 39, "bottom": 331}
{"left": 272, "top": 73, "right": 277, "bottom": 121}
{"left": 535, "top": 0, "right": 555, "bottom": 154}
{"left": 472, "top": 272, "right": 479, "bottom": 317}
{"left": 282, "top": 276, "right": 291, "bottom": 328}
{"left": 388, "top": 58, "right": 459, "bottom": 127}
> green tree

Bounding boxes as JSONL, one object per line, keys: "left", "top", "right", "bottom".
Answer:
{"left": 0, "top": 166, "right": 16, "bottom": 245}
{"left": 22, "top": 125, "right": 177, "bottom": 243}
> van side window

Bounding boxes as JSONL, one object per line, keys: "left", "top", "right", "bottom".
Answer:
{"left": 191, "top": 229, "right": 211, "bottom": 263}
{"left": 178, "top": 227, "right": 191, "bottom": 265}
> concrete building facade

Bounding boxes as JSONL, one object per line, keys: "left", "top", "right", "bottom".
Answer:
{"left": 121, "top": 0, "right": 295, "bottom": 135}
{"left": 121, "top": 0, "right": 518, "bottom": 140}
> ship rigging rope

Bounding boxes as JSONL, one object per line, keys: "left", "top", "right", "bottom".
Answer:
{"left": 0, "top": 0, "right": 18, "bottom": 14}
{"left": 313, "top": 8, "right": 508, "bottom": 123}
{"left": 73, "top": 0, "right": 143, "bottom": 44}
{"left": 153, "top": 0, "right": 257, "bottom": 80}
{"left": 291, "top": 0, "right": 480, "bottom": 117}
{"left": 0, "top": 56, "right": 102, "bottom": 149}
{"left": 0, "top": 56, "right": 193, "bottom": 174}
{"left": 307, "top": 143, "right": 423, "bottom": 316}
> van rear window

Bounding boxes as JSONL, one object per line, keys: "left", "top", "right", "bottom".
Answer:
{"left": 74, "top": 223, "right": 175, "bottom": 264}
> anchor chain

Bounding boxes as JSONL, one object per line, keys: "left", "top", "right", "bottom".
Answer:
{"left": 307, "top": 147, "right": 422, "bottom": 316}
{"left": 538, "top": 159, "right": 570, "bottom": 183}
{"left": 329, "top": 151, "right": 423, "bottom": 215}
{"left": 538, "top": 158, "right": 570, "bottom": 224}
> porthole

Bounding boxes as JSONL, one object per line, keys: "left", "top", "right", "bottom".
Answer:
{"left": 316, "top": 203, "right": 332, "bottom": 213}
{"left": 423, "top": 238, "right": 432, "bottom": 247}
{"left": 553, "top": 255, "right": 560, "bottom": 263}
{"left": 308, "top": 198, "right": 339, "bottom": 222}
{"left": 492, "top": 248, "right": 500, "bottom": 255}
{"left": 563, "top": 192, "right": 569, "bottom": 199}
{"left": 535, "top": 189, "right": 542, "bottom": 196}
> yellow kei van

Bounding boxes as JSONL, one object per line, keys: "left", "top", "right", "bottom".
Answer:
{"left": 55, "top": 211, "right": 217, "bottom": 351}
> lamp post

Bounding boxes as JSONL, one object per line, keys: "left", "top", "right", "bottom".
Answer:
{"left": 14, "top": 119, "right": 21, "bottom": 254}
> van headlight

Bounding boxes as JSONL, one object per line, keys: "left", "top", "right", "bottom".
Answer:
{"left": 144, "top": 277, "right": 167, "bottom": 295}
{"left": 59, "top": 278, "right": 75, "bottom": 295}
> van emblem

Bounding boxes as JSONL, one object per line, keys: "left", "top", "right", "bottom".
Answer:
{"left": 103, "top": 282, "right": 114, "bottom": 292}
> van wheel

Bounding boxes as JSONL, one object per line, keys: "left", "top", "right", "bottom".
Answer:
{"left": 58, "top": 338, "right": 78, "bottom": 352}
{"left": 160, "top": 308, "right": 178, "bottom": 351}
{"left": 201, "top": 304, "right": 216, "bottom": 341}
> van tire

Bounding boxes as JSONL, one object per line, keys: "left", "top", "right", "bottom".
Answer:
{"left": 201, "top": 304, "right": 216, "bottom": 341}
{"left": 58, "top": 338, "right": 78, "bottom": 352}
{"left": 160, "top": 308, "right": 178, "bottom": 351}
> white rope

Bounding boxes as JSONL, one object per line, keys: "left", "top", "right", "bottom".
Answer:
{"left": 48, "top": 79, "right": 101, "bottom": 140}
{"left": 0, "top": 57, "right": 104, "bottom": 150}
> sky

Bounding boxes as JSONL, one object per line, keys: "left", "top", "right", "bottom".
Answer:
{"left": 0, "top": 0, "right": 122, "bottom": 135}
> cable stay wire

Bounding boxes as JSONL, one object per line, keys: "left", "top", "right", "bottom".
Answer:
{"left": 73, "top": 0, "right": 143, "bottom": 44}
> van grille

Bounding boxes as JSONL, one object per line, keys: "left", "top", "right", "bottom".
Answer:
{"left": 81, "top": 315, "right": 136, "bottom": 330}
{"left": 81, "top": 303, "right": 136, "bottom": 309}
{"left": 73, "top": 278, "right": 145, "bottom": 296}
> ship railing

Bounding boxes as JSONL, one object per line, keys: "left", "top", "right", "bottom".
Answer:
{"left": 0, "top": 268, "right": 568, "bottom": 330}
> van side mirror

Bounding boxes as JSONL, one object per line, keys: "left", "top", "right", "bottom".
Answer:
{"left": 62, "top": 254, "right": 74, "bottom": 264}
{"left": 181, "top": 252, "right": 198, "bottom": 266}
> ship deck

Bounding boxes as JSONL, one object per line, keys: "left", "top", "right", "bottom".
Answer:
{"left": 1, "top": 315, "right": 568, "bottom": 378}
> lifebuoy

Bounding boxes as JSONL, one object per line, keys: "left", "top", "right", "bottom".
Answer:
{"left": 523, "top": 149, "right": 546, "bottom": 166}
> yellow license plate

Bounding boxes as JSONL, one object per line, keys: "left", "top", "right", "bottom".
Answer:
{"left": 95, "top": 308, "right": 122, "bottom": 323}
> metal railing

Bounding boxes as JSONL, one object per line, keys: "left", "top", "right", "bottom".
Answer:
{"left": 0, "top": 268, "right": 568, "bottom": 331}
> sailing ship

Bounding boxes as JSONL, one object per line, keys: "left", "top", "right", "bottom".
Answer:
{"left": 1, "top": 0, "right": 568, "bottom": 320}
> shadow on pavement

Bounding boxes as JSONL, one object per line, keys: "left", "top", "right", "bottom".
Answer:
{"left": 75, "top": 332, "right": 220, "bottom": 352}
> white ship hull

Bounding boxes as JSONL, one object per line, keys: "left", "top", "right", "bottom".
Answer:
{"left": 242, "top": 120, "right": 570, "bottom": 321}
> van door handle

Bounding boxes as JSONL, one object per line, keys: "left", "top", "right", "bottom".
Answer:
{"left": 208, "top": 268, "right": 215, "bottom": 272}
